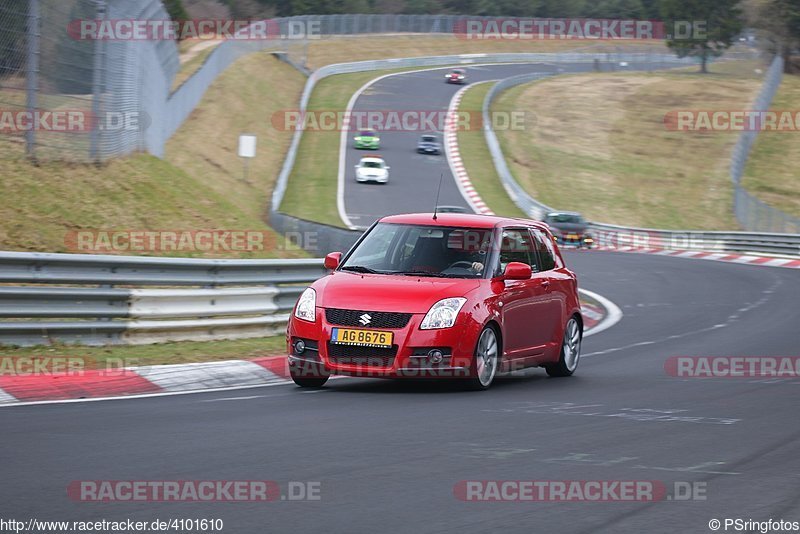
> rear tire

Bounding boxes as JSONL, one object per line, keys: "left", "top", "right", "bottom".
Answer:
{"left": 545, "top": 316, "right": 581, "bottom": 377}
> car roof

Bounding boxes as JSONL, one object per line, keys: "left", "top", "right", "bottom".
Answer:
{"left": 547, "top": 211, "right": 583, "bottom": 217}
{"left": 380, "top": 213, "right": 548, "bottom": 230}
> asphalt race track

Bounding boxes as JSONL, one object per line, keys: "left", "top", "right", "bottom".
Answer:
{"left": 2, "top": 252, "right": 799, "bottom": 533}
{"left": 3, "top": 59, "right": 799, "bottom": 533}
{"left": 342, "top": 60, "right": 678, "bottom": 229}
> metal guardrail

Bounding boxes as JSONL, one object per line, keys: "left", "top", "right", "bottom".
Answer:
{"left": 589, "top": 223, "right": 800, "bottom": 257}
{"left": 0, "top": 252, "right": 324, "bottom": 347}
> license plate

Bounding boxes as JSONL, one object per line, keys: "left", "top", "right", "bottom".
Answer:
{"left": 331, "top": 328, "right": 394, "bottom": 348}
{"left": 567, "top": 234, "right": 579, "bottom": 239}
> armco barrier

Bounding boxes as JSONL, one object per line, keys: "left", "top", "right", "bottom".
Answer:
{"left": 0, "top": 252, "right": 323, "bottom": 347}
{"left": 1, "top": 228, "right": 798, "bottom": 347}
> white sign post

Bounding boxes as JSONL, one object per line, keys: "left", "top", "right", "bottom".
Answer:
{"left": 238, "top": 134, "right": 257, "bottom": 182}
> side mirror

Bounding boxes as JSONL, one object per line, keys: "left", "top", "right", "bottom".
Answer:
{"left": 502, "top": 262, "right": 532, "bottom": 281}
{"left": 324, "top": 252, "right": 342, "bottom": 270}
{"left": 385, "top": 166, "right": 391, "bottom": 170}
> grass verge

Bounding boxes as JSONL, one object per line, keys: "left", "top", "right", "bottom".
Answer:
{"left": 488, "top": 62, "right": 764, "bottom": 229}
{"left": 741, "top": 74, "right": 800, "bottom": 217}
{"left": 1, "top": 52, "right": 307, "bottom": 258}
{"left": 0, "top": 337, "right": 286, "bottom": 368}
{"left": 279, "top": 68, "right": 427, "bottom": 226}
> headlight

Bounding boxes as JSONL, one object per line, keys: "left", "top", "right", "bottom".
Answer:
{"left": 420, "top": 298, "right": 467, "bottom": 330}
{"left": 294, "top": 288, "right": 316, "bottom": 323}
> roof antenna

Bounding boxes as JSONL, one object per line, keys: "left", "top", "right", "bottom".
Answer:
{"left": 433, "top": 173, "right": 444, "bottom": 221}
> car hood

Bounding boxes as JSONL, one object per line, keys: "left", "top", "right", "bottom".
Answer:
{"left": 314, "top": 272, "right": 481, "bottom": 313}
{"left": 548, "top": 222, "right": 589, "bottom": 234}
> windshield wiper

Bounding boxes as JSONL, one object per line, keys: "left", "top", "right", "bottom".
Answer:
{"left": 340, "top": 265, "right": 382, "bottom": 274}
{"left": 396, "top": 271, "right": 464, "bottom": 278}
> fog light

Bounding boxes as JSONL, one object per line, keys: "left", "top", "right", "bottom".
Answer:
{"left": 428, "top": 349, "right": 444, "bottom": 364}
{"left": 294, "top": 339, "right": 306, "bottom": 355}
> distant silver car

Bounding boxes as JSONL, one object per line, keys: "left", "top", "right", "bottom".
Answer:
{"left": 417, "top": 134, "right": 442, "bottom": 155}
{"left": 436, "top": 206, "right": 470, "bottom": 214}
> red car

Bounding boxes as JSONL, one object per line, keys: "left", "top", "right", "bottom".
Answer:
{"left": 444, "top": 68, "right": 467, "bottom": 84}
{"left": 287, "top": 213, "right": 583, "bottom": 390}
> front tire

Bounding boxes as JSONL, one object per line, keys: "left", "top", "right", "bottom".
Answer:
{"left": 291, "top": 374, "right": 329, "bottom": 388}
{"left": 546, "top": 316, "right": 581, "bottom": 377}
{"left": 465, "top": 326, "right": 500, "bottom": 390}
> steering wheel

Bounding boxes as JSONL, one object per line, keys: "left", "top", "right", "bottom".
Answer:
{"left": 448, "top": 261, "right": 477, "bottom": 270}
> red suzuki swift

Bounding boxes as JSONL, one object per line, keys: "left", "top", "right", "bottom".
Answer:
{"left": 287, "top": 213, "right": 583, "bottom": 390}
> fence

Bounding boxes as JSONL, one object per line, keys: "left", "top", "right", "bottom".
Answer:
{"left": 728, "top": 55, "right": 800, "bottom": 233}
{"left": 0, "top": 251, "right": 324, "bottom": 346}
{"left": 1, "top": 5, "right": 691, "bottom": 163}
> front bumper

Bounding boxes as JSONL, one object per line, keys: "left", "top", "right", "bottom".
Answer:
{"left": 554, "top": 234, "right": 594, "bottom": 248}
{"left": 288, "top": 311, "right": 479, "bottom": 379}
{"left": 354, "top": 140, "right": 379, "bottom": 149}
{"left": 356, "top": 174, "right": 389, "bottom": 183}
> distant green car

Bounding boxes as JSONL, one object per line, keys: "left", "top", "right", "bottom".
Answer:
{"left": 354, "top": 130, "right": 380, "bottom": 150}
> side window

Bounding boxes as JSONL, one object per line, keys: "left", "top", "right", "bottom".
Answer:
{"left": 497, "top": 229, "right": 537, "bottom": 275}
{"left": 532, "top": 229, "right": 557, "bottom": 271}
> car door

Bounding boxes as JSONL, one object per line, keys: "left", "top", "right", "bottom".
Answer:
{"left": 531, "top": 227, "right": 569, "bottom": 357}
{"left": 495, "top": 228, "right": 551, "bottom": 367}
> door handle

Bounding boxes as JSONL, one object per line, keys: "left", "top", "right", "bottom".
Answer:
{"left": 540, "top": 280, "right": 551, "bottom": 289}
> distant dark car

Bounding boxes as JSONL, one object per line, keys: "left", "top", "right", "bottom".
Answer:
{"left": 417, "top": 134, "right": 442, "bottom": 155}
{"left": 445, "top": 69, "right": 467, "bottom": 84}
{"left": 544, "top": 212, "right": 594, "bottom": 249}
{"left": 436, "top": 206, "right": 470, "bottom": 214}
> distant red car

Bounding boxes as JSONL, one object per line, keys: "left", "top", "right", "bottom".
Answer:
{"left": 444, "top": 68, "right": 467, "bottom": 84}
{"left": 287, "top": 213, "right": 583, "bottom": 390}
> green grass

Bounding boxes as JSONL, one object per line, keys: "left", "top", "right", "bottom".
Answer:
{"left": 0, "top": 337, "right": 286, "bottom": 368}
{"left": 456, "top": 82, "right": 527, "bottom": 218}
{"left": 0, "top": 52, "right": 308, "bottom": 258}
{"left": 741, "top": 74, "right": 800, "bottom": 217}
{"left": 487, "top": 63, "right": 765, "bottom": 230}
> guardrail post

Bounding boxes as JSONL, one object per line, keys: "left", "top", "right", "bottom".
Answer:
{"left": 25, "top": 0, "right": 40, "bottom": 162}
{"left": 90, "top": 0, "right": 107, "bottom": 163}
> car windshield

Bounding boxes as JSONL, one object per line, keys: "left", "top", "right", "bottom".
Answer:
{"left": 340, "top": 223, "right": 494, "bottom": 279}
{"left": 360, "top": 131, "right": 376, "bottom": 137}
{"left": 548, "top": 214, "right": 584, "bottom": 224}
{"left": 362, "top": 161, "right": 383, "bottom": 169}
{"left": 421, "top": 136, "right": 437, "bottom": 142}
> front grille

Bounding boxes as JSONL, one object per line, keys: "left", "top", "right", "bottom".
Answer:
{"left": 325, "top": 309, "right": 412, "bottom": 329}
{"left": 327, "top": 343, "right": 397, "bottom": 367}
